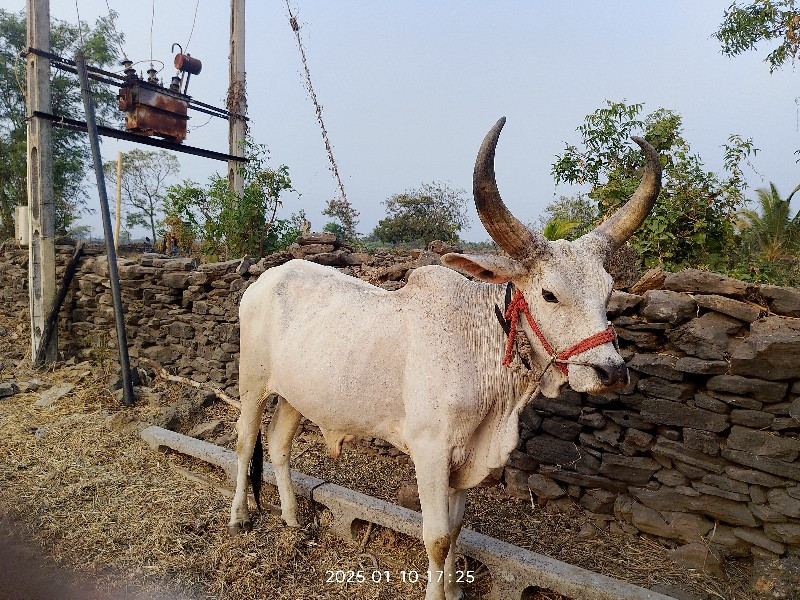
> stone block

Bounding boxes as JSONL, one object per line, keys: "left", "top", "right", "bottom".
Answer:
{"left": 626, "top": 353, "right": 683, "bottom": 381}
{"left": 668, "top": 312, "right": 742, "bottom": 360}
{"left": 599, "top": 454, "right": 660, "bottom": 485}
{"left": 707, "top": 390, "right": 763, "bottom": 410}
{"left": 539, "top": 466, "right": 628, "bottom": 493}
{"left": 527, "top": 474, "right": 566, "bottom": 500}
{"left": 662, "top": 512, "right": 714, "bottom": 544}
{"left": 607, "top": 290, "right": 642, "bottom": 317}
{"left": 700, "top": 474, "right": 749, "bottom": 495}
{"left": 761, "top": 284, "right": 800, "bottom": 317}
{"left": 733, "top": 527, "right": 786, "bottom": 555}
{"left": 640, "top": 398, "right": 729, "bottom": 433}
{"left": 730, "top": 409, "right": 774, "bottom": 428}
{"left": 637, "top": 377, "right": 695, "bottom": 401}
{"left": 722, "top": 449, "right": 800, "bottom": 482}
{"left": 655, "top": 469, "right": 689, "bottom": 487}
{"left": 640, "top": 289, "right": 696, "bottom": 324}
{"left": 693, "top": 294, "right": 762, "bottom": 323}
{"left": 619, "top": 428, "right": 655, "bottom": 456}
{"left": 663, "top": 268, "right": 749, "bottom": 296}
{"left": 686, "top": 494, "right": 758, "bottom": 527}
{"left": 525, "top": 434, "right": 580, "bottom": 466}
{"left": 633, "top": 487, "right": 691, "bottom": 512}
{"left": 668, "top": 542, "right": 724, "bottom": 577}
{"left": 693, "top": 392, "right": 731, "bottom": 414}
{"left": 727, "top": 426, "right": 800, "bottom": 462}
{"left": 690, "top": 482, "right": 750, "bottom": 502}
{"left": 162, "top": 271, "right": 192, "bottom": 289}
{"left": 683, "top": 428, "right": 722, "bottom": 456}
{"left": 652, "top": 437, "right": 727, "bottom": 473}
{"left": 768, "top": 489, "right": 800, "bottom": 518}
{"left": 707, "top": 375, "right": 788, "bottom": 403}
{"left": 579, "top": 488, "right": 616, "bottom": 514}
{"left": 764, "top": 523, "right": 800, "bottom": 545}
{"left": 631, "top": 502, "right": 674, "bottom": 538}
{"left": 730, "top": 317, "right": 800, "bottom": 380}
{"left": 674, "top": 357, "right": 729, "bottom": 375}
{"left": 540, "top": 416, "right": 582, "bottom": 441}
{"left": 749, "top": 503, "right": 789, "bottom": 523}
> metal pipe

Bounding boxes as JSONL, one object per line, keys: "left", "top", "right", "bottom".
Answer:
{"left": 75, "top": 51, "right": 135, "bottom": 407}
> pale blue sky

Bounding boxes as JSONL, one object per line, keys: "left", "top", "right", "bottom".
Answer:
{"left": 10, "top": 1, "right": 800, "bottom": 241}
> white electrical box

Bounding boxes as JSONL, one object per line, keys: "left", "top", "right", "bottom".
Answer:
{"left": 15, "top": 205, "right": 29, "bottom": 245}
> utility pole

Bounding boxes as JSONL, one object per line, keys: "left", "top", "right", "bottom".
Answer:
{"left": 115, "top": 151, "right": 122, "bottom": 252}
{"left": 26, "top": 0, "right": 57, "bottom": 364}
{"left": 227, "top": 0, "right": 246, "bottom": 198}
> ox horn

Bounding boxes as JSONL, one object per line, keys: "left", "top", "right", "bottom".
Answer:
{"left": 590, "top": 136, "right": 662, "bottom": 251}
{"left": 474, "top": 117, "right": 545, "bottom": 259}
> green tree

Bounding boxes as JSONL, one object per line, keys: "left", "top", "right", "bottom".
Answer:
{"left": 0, "top": 9, "right": 123, "bottom": 239}
{"left": 103, "top": 149, "right": 180, "bottom": 244}
{"left": 372, "top": 182, "right": 469, "bottom": 246}
{"left": 715, "top": 0, "right": 800, "bottom": 72}
{"left": 738, "top": 182, "right": 800, "bottom": 260}
{"left": 165, "top": 141, "right": 299, "bottom": 259}
{"left": 536, "top": 194, "right": 597, "bottom": 240}
{"left": 552, "top": 100, "right": 757, "bottom": 270}
{"left": 323, "top": 196, "right": 359, "bottom": 244}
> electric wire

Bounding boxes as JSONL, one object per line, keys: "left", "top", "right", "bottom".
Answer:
{"left": 74, "top": 0, "right": 86, "bottom": 49}
{"left": 184, "top": 0, "right": 201, "bottom": 53}
{"left": 283, "top": 0, "right": 351, "bottom": 214}
{"left": 149, "top": 0, "right": 155, "bottom": 63}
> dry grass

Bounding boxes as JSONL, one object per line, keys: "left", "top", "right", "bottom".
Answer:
{"left": 0, "top": 324, "right": 754, "bottom": 599}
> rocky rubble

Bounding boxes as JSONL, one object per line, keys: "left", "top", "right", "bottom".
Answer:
{"left": 2, "top": 238, "right": 800, "bottom": 570}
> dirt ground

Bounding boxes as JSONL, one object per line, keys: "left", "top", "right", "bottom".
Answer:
{"left": 0, "top": 321, "right": 754, "bottom": 599}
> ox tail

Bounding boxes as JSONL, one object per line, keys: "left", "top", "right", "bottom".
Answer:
{"left": 248, "top": 429, "right": 263, "bottom": 510}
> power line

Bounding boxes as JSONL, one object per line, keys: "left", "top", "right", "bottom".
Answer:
{"left": 283, "top": 0, "right": 350, "bottom": 210}
{"left": 185, "top": 0, "right": 201, "bottom": 53}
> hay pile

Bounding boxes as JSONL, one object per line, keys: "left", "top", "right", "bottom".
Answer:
{"left": 0, "top": 329, "right": 752, "bottom": 599}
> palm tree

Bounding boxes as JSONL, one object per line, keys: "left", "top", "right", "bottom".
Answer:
{"left": 738, "top": 182, "right": 800, "bottom": 261}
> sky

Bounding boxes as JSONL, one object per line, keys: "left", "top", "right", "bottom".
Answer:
{"left": 9, "top": 0, "right": 800, "bottom": 242}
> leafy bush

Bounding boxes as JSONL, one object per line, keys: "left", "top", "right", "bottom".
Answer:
{"left": 164, "top": 141, "right": 299, "bottom": 259}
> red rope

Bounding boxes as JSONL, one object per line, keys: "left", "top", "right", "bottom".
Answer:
{"left": 502, "top": 290, "right": 616, "bottom": 375}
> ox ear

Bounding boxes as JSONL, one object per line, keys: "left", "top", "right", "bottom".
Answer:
{"left": 441, "top": 253, "right": 526, "bottom": 284}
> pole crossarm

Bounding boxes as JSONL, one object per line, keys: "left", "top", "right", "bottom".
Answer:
{"left": 33, "top": 111, "right": 247, "bottom": 163}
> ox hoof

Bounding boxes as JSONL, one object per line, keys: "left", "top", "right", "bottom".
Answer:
{"left": 228, "top": 520, "right": 252, "bottom": 535}
{"left": 445, "top": 587, "right": 464, "bottom": 600}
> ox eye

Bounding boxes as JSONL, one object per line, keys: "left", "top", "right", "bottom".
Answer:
{"left": 542, "top": 289, "right": 559, "bottom": 303}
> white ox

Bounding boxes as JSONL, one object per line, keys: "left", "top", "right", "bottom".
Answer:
{"left": 230, "top": 118, "right": 661, "bottom": 600}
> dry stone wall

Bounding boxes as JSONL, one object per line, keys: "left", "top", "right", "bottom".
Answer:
{"left": 2, "top": 237, "right": 800, "bottom": 563}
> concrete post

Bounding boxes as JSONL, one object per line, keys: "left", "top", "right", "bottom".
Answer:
{"left": 26, "top": 0, "right": 57, "bottom": 364}
{"left": 227, "top": 0, "right": 247, "bottom": 198}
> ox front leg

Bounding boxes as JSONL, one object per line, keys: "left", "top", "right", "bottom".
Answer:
{"left": 444, "top": 488, "right": 467, "bottom": 600}
{"left": 267, "top": 397, "right": 302, "bottom": 527}
{"left": 414, "top": 453, "right": 453, "bottom": 600}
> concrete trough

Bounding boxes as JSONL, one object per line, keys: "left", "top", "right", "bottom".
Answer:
{"left": 140, "top": 425, "right": 675, "bottom": 600}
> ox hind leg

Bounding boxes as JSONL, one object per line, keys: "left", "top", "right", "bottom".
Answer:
{"left": 229, "top": 388, "right": 271, "bottom": 533}
{"left": 266, "top": 397, "right": 302, "bottom": 526}
{"left": 413, "top": 451, "right": 455, "bottom": 600}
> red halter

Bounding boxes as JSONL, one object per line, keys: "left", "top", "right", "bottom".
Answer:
{"left": 502, "top": 290, "right": 616, "bottom": 376}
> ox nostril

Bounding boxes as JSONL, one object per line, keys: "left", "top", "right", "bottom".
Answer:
{"left": 594, "top": 364, "right": 628, "bottom": 387}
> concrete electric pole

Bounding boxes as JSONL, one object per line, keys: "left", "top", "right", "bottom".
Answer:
{"left": 26, "top": 0, "right": 57, "bottom": 364}
{"left": 227, "top": 0, "right": 247, "bottom": 198}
